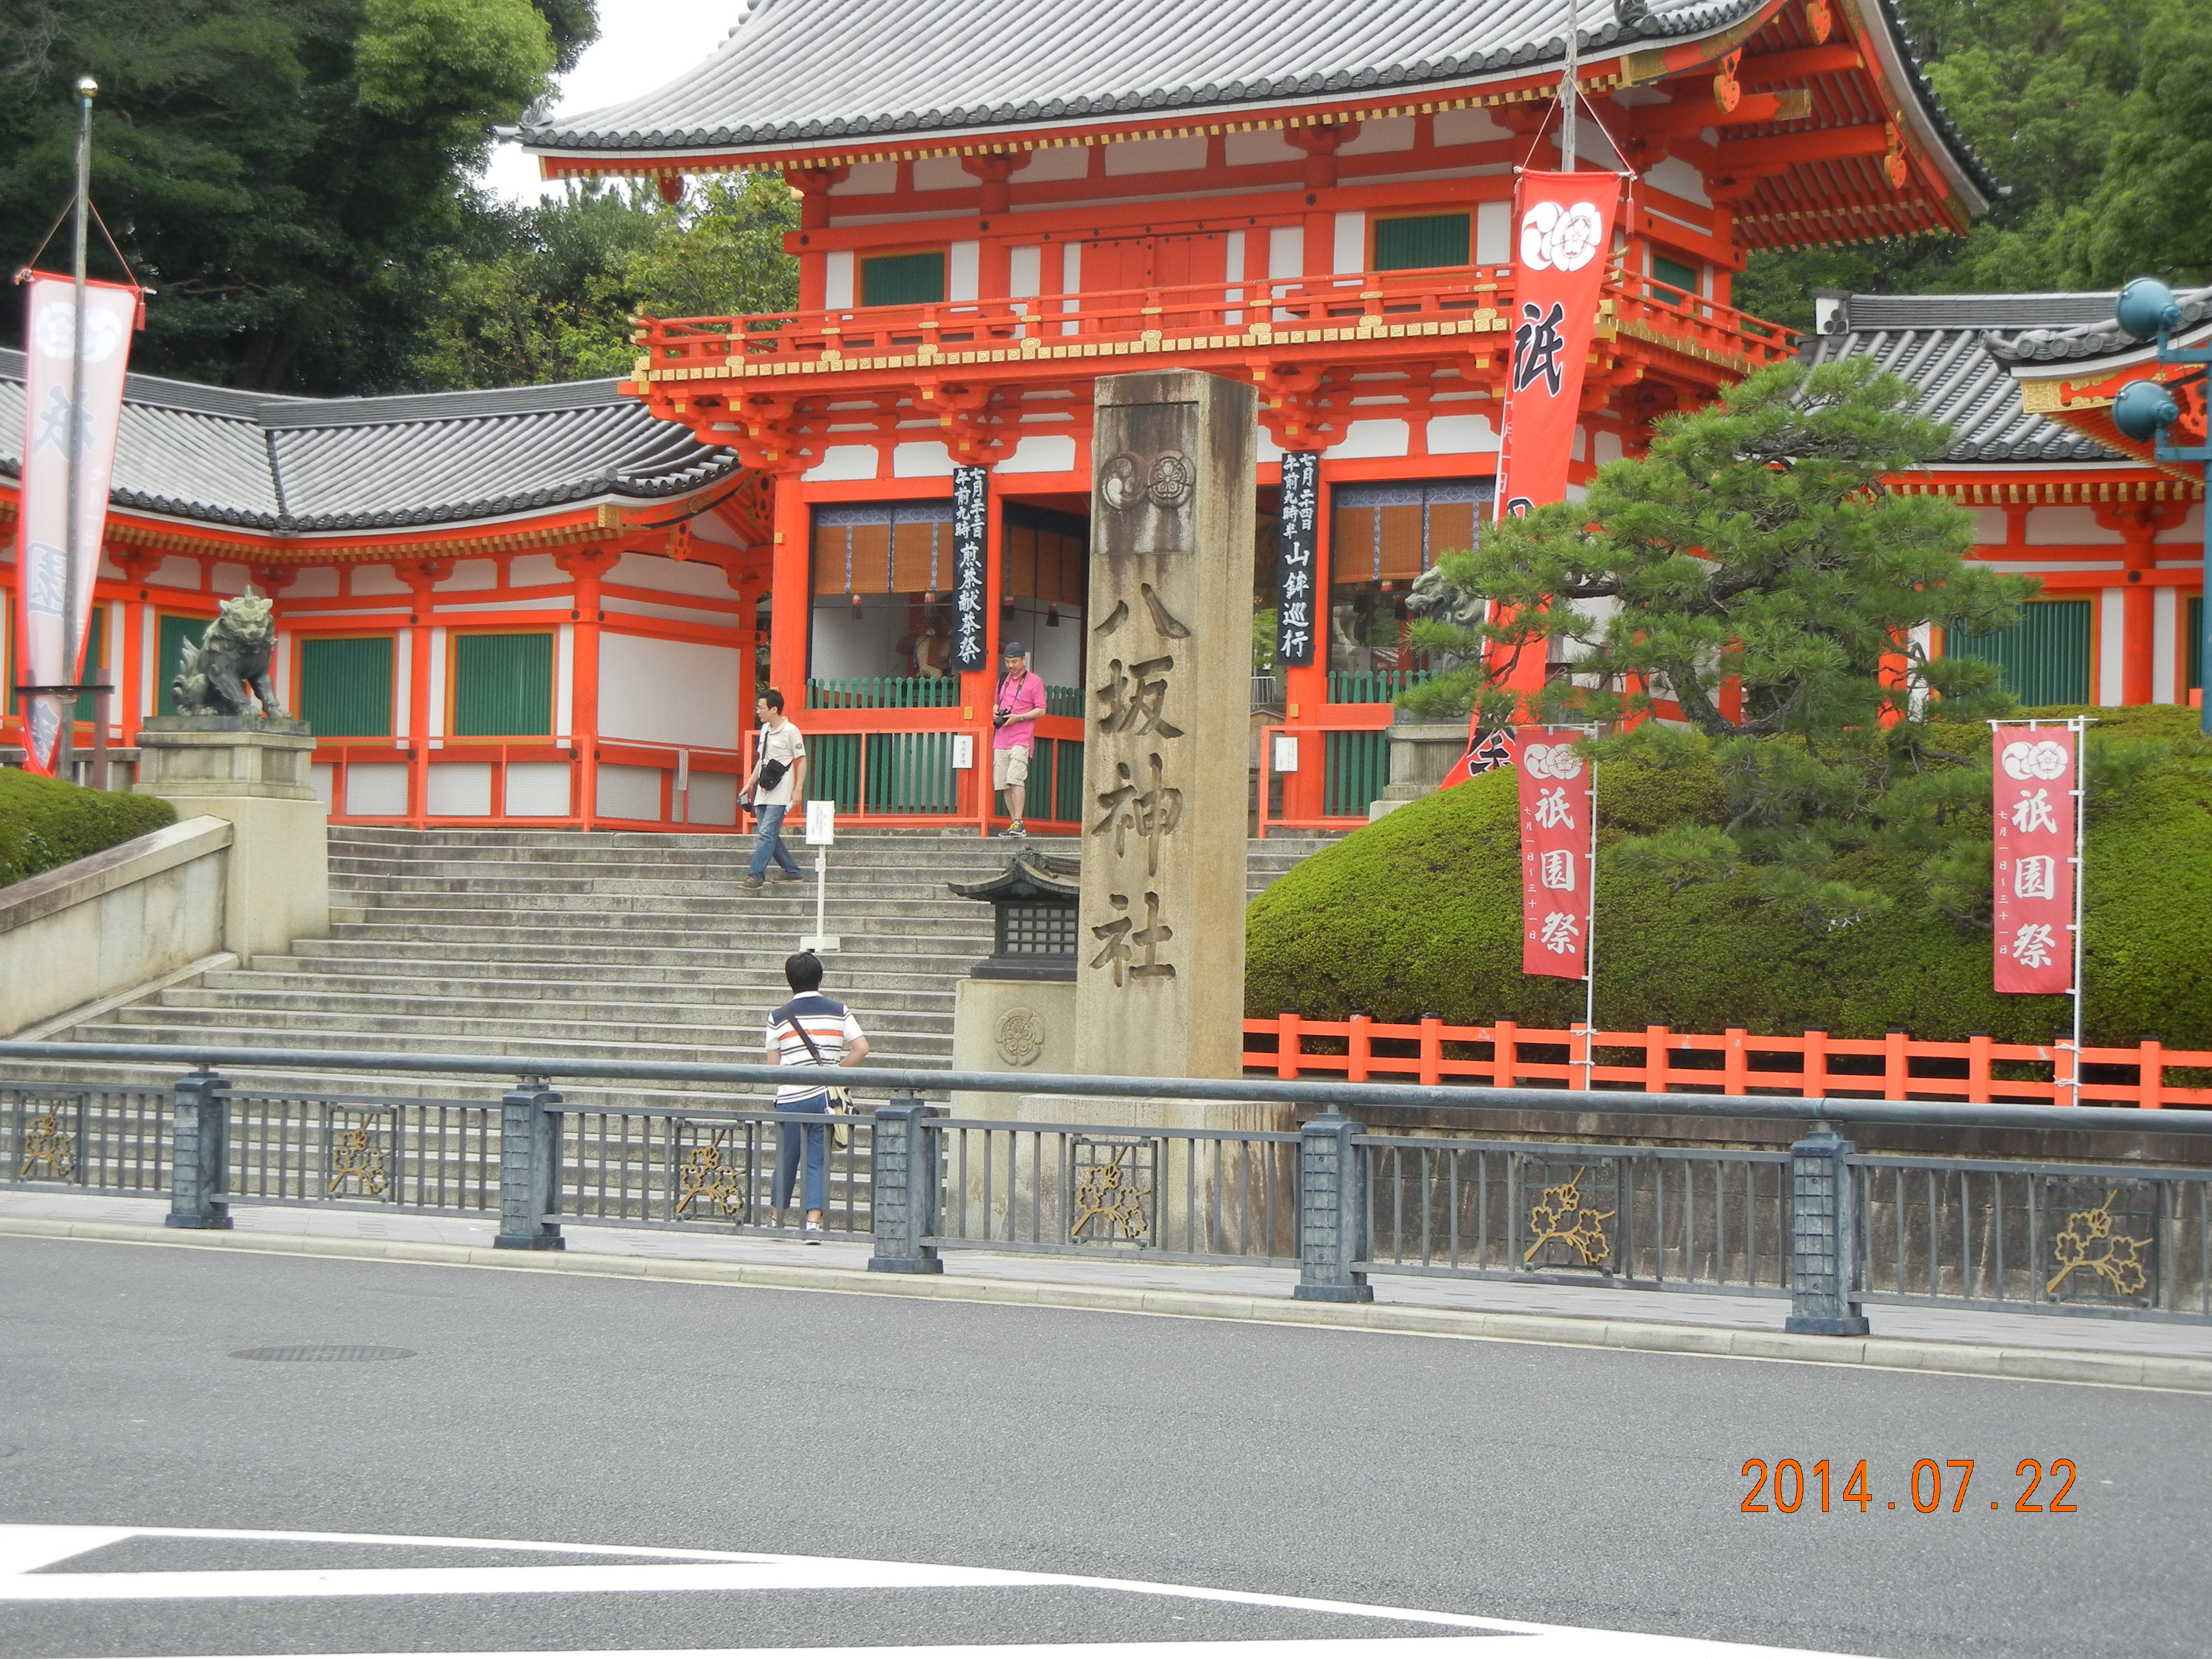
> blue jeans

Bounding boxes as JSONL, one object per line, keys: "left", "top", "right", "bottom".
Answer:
{"left": 749, "top": 802, "right": 804, "bottom": 880}
{"left": 774, "top": 1090, "right": 831, "bottom": 1213}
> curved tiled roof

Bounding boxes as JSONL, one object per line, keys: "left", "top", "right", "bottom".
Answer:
{"left": 1983, "top": 283, "right": 2212, "bottom": 367}
{"left": 1801, "top": 293, "right": 2129, "bottom": 464}
{"left": 0, "top": 349, "right": 738, "bottom": 535}
{"left": 521, "top": 0, "right": 1766, "bottom": 152}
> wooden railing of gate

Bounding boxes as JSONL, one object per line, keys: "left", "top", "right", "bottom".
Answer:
{"left": 1244, "top": 1014, "right": 2212, "bottom": 1109}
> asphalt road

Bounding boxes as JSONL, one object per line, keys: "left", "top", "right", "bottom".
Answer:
{"left": 2, "top": 1235, "right": 2206, "bottom": 1658}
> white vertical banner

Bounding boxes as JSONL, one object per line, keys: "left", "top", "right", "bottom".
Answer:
{"left": 14, "top": 273, "right": 138, "bottom": 773}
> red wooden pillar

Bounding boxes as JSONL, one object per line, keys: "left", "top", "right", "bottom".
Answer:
{"left": 395, "top": 560, "right": 449, "bottom": 827}
{"left": 768, "top": 473, "right": 812, "bottom": 705}
{"left": 111, "top": 549, "right": 157, "bottom": 745}
{"left": 556, "top": 546, "right": 620, "bottom": 830}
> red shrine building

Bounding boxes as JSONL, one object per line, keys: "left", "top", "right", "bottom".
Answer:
{"left": 4, "top": 0, "right": 2200, "bottom": 831}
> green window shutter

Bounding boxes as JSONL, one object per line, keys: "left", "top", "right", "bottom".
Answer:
{"left": 1373, "top": 214, "right": 1470, "bottom": 273}
{"left": 69, "top": 606, "right": 106, "bottom": 721}
{"left": 2190, "top": 597, "right": 2203, "bottom": 693}
{"left": 1652, "top": 255, "right": 1699, "bottom": 299}
{"left": 156, "top": 613, "right": 203, "bottom": 716}
{"left": 1948, "top": 599, "right": 2092, "bottom": 707}
{"left": 300, "top": 635, "right": 395, "bottom": 737}
{"left": 452, "top": 633, "right": 552, "bottom": 737}
{"left": 861, "top": 251, "right": 947, "bottom": 307}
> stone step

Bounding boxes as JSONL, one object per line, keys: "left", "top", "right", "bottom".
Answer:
{"left": 214, "top": 966, "right": 964, "bottom": 1000}
{"left": 154, "top": 987, "right": 951, "bottom": 1026}
{"left": 320, "top": 912, "right": 993, "bottom": 942}
{"left": 114, "top": 999, "right": 950, "bottom": 1045}
{"left": 283, "top": 940, "right": 988, "bottom": 973}
{"left": 65, "top": 1018, "right": 952, "bottom": 1067}
{"left": 325, "top": 886, "right": 1000, "bottom": 917}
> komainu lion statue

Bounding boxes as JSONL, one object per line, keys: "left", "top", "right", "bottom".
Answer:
{"left": 1405, "top": 562, "right": 1487, "bottom": 630}
{"left": 171, "top": 594, "right": 287, "bottom": 717}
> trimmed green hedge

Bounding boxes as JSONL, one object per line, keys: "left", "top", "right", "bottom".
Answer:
{"left": 0, "top": 769, "right": 178, "bottom": 889}
{"left": 1246, "top": 707, "right": 2212, "bottom": 1048}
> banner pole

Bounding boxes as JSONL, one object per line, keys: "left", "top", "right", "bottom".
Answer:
{"left": 1559, "top": 0, "right": 1579, "bottom": 170}
{"left": 2069, "top": 715, "right": 2088, "bottom": 1105}
{"left": 56, "top": 76, "right": 96, "bottom": 786}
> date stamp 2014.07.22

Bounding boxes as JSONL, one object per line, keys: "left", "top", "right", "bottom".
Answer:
{"left": 1741, "top": 1458, "right": 2080, "bottom": 1515}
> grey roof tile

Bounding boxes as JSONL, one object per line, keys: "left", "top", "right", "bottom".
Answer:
{"left": 1982, "top": 283, "right": 2212, "bottom": 366}
{"left": 1802, "top": 294, "right": 2130, "bottom": 463}
{"left": 0, "top": 349, "right": 737, "bottom": 535}
{"left": 520, "top": 0, "right": 1751, "bottom": 152}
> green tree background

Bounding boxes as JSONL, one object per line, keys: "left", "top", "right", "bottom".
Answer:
{"left": 1740, "top": 0, "right": 2212, "bottom": 326}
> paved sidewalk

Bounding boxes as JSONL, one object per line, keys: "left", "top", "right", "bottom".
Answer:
{"left": 4, "top": 1187, "right": 2205, "bottom": 1371}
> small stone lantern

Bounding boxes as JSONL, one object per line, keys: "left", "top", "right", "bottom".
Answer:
{"left": 947, "top": 850, "right": 1080, "bottom": 1111}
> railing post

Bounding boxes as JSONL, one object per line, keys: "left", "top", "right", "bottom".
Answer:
{"left": 869, "top": 1093, "right": 943, "bottom": 1274}
{"left": 1786, "top": 1124, "right": 1869, "bottom": 1336}
{"left": 494, "top": 1076, "right": 564, "bottom": 1251}
{"left": 166, "top": 1068, "right": 232, "bottom": 1230}
{"left": 1294, "top": 1112, "right": 1373, "bottom": 1303}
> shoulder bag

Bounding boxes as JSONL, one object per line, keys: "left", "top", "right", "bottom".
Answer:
{"left": 776, "top": 1002, "right": 854, "bottom": 1149}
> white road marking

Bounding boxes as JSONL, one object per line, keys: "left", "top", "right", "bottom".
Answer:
{"left": 0, "top": 1525, "right": 1864, "bottom": 1657}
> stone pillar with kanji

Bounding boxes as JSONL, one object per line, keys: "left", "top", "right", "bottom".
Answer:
{"left": 1074, "top": 371, "right": 1256, "bottom": 1079}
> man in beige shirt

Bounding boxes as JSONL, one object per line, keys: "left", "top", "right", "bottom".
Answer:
{"left": 742, "top": 688, "right": 808, "bottom": 891}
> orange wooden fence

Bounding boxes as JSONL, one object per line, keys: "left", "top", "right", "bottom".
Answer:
{"left": 1243, "top": 1014, "right": 2212, "bottom": 1110}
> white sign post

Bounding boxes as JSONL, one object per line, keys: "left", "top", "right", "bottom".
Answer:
{"left": 800, "top": 800, "right": 839, "bottom": 953}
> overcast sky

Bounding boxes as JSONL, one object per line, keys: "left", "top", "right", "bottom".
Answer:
{"left": 479, "top": 0, "right": 750, "bottom": 204}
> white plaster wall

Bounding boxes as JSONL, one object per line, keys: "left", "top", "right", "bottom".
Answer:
{"left": 511, "top": 553, "right": 564, "bottom": 587}
{"left": 1333, "top": 212, "right": 1365, "bottom": 274}
{"left": 612, "top": 552, "right": 736, "bottom": 598}
{"left": 1339, "top": 118, "right": 1414, "bottom": 155}
{"left": 346, "top": 764, "right": 409, "bottom": 816}
{"left": 2099, "top": 589, "right": 2126, "bottom": 703}
{"left": 426, "top": 629, "right": 447, "bottom": 738}
{"left": 1475, "top": 201, "right": 1511, "bottom": 265}
{"left": 806, "top": 445, "right": 879, "bottom": 482}
{"left": 598, "top": 632, "right": 742, "bottom": 750}
{"left": 828, "top": 161, "right": 895, "bottom": 195}
{"left": 597, "top": 764, "right": 665, "bottom": 821}
{"left": 439, "top": 560, "right": 497, "bottom": 591}
{"left": 913, "top": 155, "right": 968, "bottom": 191}
{"left": 1020, "top": 147, "right": 1089, "bottom": 182}
{"left": 1641, "top": 156, "right": 1710, "bottom": 207}
{"left": 894, "top": 440, "right": 956, "bottom": 477}
{"left": 1009, "top": 246, "right": 1041, "bottom": 299}
{"left": 950, "top": 241, "right": 980, "bottom": 302}
{"left": 686, "top": 771, "right": 739, "bottom": 827}
{"left": 505, "top": 761, "right": 572, "bottom": 817}
{"left": 2154, "top": 585, "right": 2179, "bottom": 703}
{"left": 427, "top": 763, "right": 493, "bottom": 816}
{"left": 1104, "top": 135, "right": 1206, "bottom": 175}
{"left": 1268, "top": 226, "right": 1303, "bottom": 280}
{"left": 148, "top": 556, "right": 200, "bottom": 588}
{"left": 997, "top": 434, "right": 1079, "bottom": 474}
{"left": 1333, "top": 419, "right": 1410, "bottom": 458}
{"left": 1436, "top": 107, "right": 1510, "bottom": 146}
{"left": 555, "top": 623, "right": 575, "bottom": 740}
{"left": 825, "top": 249, "right": 855, "bottom": 309}
{"left": 392, "top": 631, "right": 413, "bottom": 739}
{"left": 2157, "top": 504, "right": 2204, "bottom": 542}
{"left": 2027, "top": 506, "right": 2125, "bottom": 545}
{"left": 288, "top": 568, "right": 340, "bottom": 598}
{"left": 1226, "top": 129, "right": 1297, "bottom": 165}
{"left": 212, "top": 563, "right": 251, "bottom": 596}
{"left": 352, "top": 565, "right": 410, "bottom": 596}
{"left": 1426, "top": 414, "right": 1498, "bottom": 454}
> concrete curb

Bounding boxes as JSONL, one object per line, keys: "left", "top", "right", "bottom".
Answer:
{"left": 6, "top": 1213, "right": 2207, "bottom": 1394}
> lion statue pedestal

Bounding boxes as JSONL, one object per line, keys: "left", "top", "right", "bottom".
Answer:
{"left": 134, "top": 713, "right": 328, "bottom": 961}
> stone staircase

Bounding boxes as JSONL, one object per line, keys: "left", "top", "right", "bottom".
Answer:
{"left": 20, "top": 825, "right": 1339, "bottom": 1107}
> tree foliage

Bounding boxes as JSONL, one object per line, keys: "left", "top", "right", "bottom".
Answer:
{"left": 403, "top": 171, "right": 801, "bottom": 390}
{"left": 1400, "top": 357, "right": 2065, "bottom": 927}
{"left": 1736, "top": 0, "right": 2212, "bottom": 326}
{"left": 0, "top": 0, "right": 592, "bottom": 391}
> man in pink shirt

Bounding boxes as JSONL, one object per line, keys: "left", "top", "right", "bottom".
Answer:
{"left": 992, "top": 640, "right": 1046, "bottom": 838}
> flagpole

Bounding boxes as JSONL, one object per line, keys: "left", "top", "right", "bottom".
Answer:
{"left": 1559, "top": 0, "right": 1579, "bottom": 171}
{"left": 57, "top": 74, "right": 96, "bottom": 787}
{"left": 2069, "top": 715, "right": 2088, "bottom": 1105}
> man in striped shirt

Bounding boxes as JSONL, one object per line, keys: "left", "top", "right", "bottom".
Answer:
{"left": 763, "top": 950, "right": 870, "bottom": 1240}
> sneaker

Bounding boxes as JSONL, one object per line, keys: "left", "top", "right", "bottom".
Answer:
{"left": 802, "top": 1220, "right": 824, "bottom": 1244}
{"left": 997, "top": 822, "right": 1026, "bottom": 838}
{"left": 771, "top": 869, "right": 805, "bottom": 883}
{"left": 739, "top": 875, "right": 764, "bottom": 890}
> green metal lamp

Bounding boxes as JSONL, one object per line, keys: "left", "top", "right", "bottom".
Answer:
{"left": 2111, "top": 278, "right": 2210, "bottom": 734}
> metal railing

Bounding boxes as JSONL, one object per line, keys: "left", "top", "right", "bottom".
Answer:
{"left": 5, "top": 1039, "right": 2209, "bottom": 1329}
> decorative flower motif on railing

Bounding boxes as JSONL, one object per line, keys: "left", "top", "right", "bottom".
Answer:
{"left": 16, "top": 1112, "right": 75, "bottom": 1181}
{"left": 326, "top": 1127, "right": 389, "bottom": 1198}
{"left": 1525, "top": 1166, "right": 1615, "bottom": 1266}
{"left": 676, "top": 1128, "right": 747, "bottom": 1218}
{"left": 2046, "top": 1188, "right": 2153, "bottom": 1299}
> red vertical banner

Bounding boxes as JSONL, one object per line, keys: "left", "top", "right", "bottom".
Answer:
{"left": 1493, "top": 172, "right": 1622, "bottom": 520}
{"left": 14, "top": 273, "right": 139, "bottom": 773}
{"left": 1992, "top": 726, "right": 2079, "bottom": 995}
{"left": 1517, "top": 727, "right": 1593, "bottom": 979}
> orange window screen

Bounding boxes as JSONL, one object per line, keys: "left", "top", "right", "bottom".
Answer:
{"left": 1427, "top": 502, "right": 1477, "bottom": 561}
{"left": 1004, "top": 522, "right": 1039, "bottom": 599}
{"left": 847, "top": 523, "right": 892, "bottom": 594}
{"left": 1377, "top": 504, "right": 1426, "bottom": 580}
{"left": 1329, "top": 482, "right": 1495, "bottom": 582}
{"left": 1332, "top": 505, "right": 1379, "bottom": 583}
{"left": 890, "top": 520, "right": 940, "bottom": 592}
